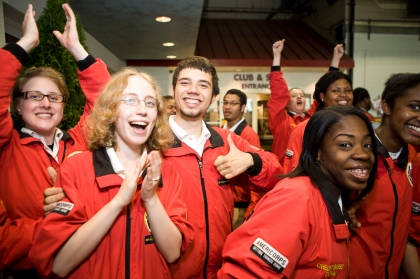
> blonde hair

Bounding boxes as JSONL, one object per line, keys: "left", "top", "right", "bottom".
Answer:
{"left": 86, "top": 68, "right": 174, "bottom": 153}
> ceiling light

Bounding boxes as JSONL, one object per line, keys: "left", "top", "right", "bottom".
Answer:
{"left": 163, "top": 42, "right": 175, "bottom": 47}
{"left": 167, "top": 55, "right": 176, "bottom": 59}
{"left": 156, "top": 16, "right": 171, "bottom": 23}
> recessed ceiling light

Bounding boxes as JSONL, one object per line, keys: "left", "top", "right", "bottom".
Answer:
{"left": 167, "top": 55, "right": 176, "bottom": 59}
{"left": 163, "top": 42, "right": 175, "bottom": 47}
{"left": 236, "top": 69, "right": 241, "bottom": 71}
{"left": 156, "top": 16, "right": 171, "bottom": 23}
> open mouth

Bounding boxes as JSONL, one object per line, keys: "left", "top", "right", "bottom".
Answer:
{"left": 36, "top": 113, "right": 53, "bottom": 118}
{"left": 297, "top": 100, "right": 303, "bottom": 105}
{"left": 184, "top": 98, "right": 201, "bottom": 105}
{"left": 130, "top": 121, "right": 148, "bottom": 130}
{"left": 408, "top": 124, "right": 420, "bottom": 133}
{"left": 337, "top": 100, "right": 348, "bottom": 106}
{"left": 346, "top": 168, "right": 369, "bottom": 180}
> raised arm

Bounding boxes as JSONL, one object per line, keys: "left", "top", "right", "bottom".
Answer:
{"left": 53, "top": 3, "right": 87, "bottom": 61}
{"left": 330, "top": 44, "right": 344, "bottom": 70}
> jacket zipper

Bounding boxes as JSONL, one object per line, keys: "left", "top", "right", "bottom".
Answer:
{"left": 384, "top": 165, "right": 398, "bottom": 279}
{"left": 125, "top": 205, "right": 131, "bottom": 279}
{"left": 198, "top": 159, "right": 210, "bottom": 279}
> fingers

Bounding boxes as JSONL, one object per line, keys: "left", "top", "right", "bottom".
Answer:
{"left": 43, "top": 187, "right": 65, "bottom": 215}
{"left": 47, "top": 167, "right": 58, "bottom": 184}
{"left": 146, "top": 151, "right": 162, "bottom": 182}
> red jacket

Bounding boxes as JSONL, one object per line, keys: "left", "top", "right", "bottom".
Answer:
{"left": 407, "top": 149, "right": 420, "bottom": 257}
{"left": 268, "top": 70, "right": 314, "bottom": 165}
{"left": 165, "top": 127, "right": 283, "bottom": 279}
{"left": 283, "top": 119, "right": 308, "bottom": 173}
{"left": 348, "top": 142, "right": 416, "bottom": 279}
{"left": 0, "top": 44, "right": 109, "bottom": 271}
{"left": 229, "top": 120, "right": 264, "bottom": 218}
{"left": 29, "top": 149, "right": 193, "bottom": 279}
{"left": 218, "top": 176, "right": 351, "bottom": 279}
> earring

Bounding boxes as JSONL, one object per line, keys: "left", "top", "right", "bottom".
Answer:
{"left": 321, "top": 99, "right": 324, "bottom": 102}
{"left": 17, "top": 109, "right": 21, "bottom": 115}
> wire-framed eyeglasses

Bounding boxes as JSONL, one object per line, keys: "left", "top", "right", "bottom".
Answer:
{"left": 222, "top": 101, "right": 241, "bottom": 106}
{"left": 19, "top": 91, "right": 65, "bottom": 103}
{"left": 120, "top": 96, "right": 159, "bottom": 108}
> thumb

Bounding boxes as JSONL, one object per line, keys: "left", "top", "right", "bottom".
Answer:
{"left": 47, "top": 167, "right": 58, "bottom": 184}
{"left": 52, "top": 30, "right": 62, "bottom": 40}
{"left": 227, "top": 133, "right": 238, "bottom": 153}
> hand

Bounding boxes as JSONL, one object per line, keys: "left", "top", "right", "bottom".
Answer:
{"left": 333, "top": 44, "right": 344, "bottom": 60}
{"left": 141, "top": 151, "right": 162, "bottom": 204}
{"left": 43, "top": 167, "right": 65, "bottom": 215}
{"left": 347, "top": 195, "right": 368, "bottom": 231}
{"left": 112, "top": 157, "right": 144, "bottom": 209}
{"left": 53, "top": 3, "right": 88, "bottom": 60}
{"left": 16, "top": 4, "right": 39, "bottom": 53}
{"left": 214, "top": 134, "right": 254, "bottom": 179}
{"left": 272, "top": 39, "right": 285, "bottom": 57}
{"left": 331, "top": 44, "right": 344, "bottom": 68}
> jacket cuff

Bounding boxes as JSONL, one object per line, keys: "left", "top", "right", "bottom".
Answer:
{"left": 271, "top": 65, "right": 281, "bottom": 72}
{"left": 329, "top": 66, "right": 339, "bottom": 72}
{"left": 76, "top": 54, "right": 96, "bottom": 71}
{"left": 245, "top": 152, "right": 262, "bottom": 176}
{"left": 3, "top": 43, "right": 30, "bottom": 65}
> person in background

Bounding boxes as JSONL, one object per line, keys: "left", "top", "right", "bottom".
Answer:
{"left": 348, "top": 73, "right": 420, "bottom": 279}
{"left": 352, "top": 87, "right": 375, "bottom": 121}
{"left": 268, "top": 40, "right": 344, "bottom": 164}
{"left": 29, "top": 66, "right": 193, "bottom": 279}
{"left": 162, "top": 95, "right": 176, "bottom": 116}
{"left": 283, "top": 70, "right": 354, "bottom": 173}
{"left": 222, "top": 89, "right": 265, "bottom": 229}
{"left": 218, "top": 106, "right": 377, "bottom": 279}
{"left": 0, "top": 4, "right": 109, "bottom": 278}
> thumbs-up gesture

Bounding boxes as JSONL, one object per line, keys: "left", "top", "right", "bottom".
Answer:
{"left": 214, "top": 134, "right": 254, "bottom": 179}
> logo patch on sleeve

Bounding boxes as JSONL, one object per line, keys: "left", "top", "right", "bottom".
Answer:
{"left": 412, "top": 202, "right": 420, "bottom": 215}
{"left": 51, "top": 201, "right": 74, "bottom": 216}
{"left": 285, "top": 149, "right": 294, "bottom": 158}
{"left": 250, "top": 238, "right": 288, "bottom": 273}
{"left": 406, "top": 162, "right": 413, "bottom": 187}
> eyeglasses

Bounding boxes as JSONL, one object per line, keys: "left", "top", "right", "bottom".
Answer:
{"left": 120, "top": 96, "right": 159, "bottom": 108}
{"left": 222, "top": 101, "right": 241, "bottom": 106}
{"left": 19, "top": 91, "right": 65, "bottom": 103}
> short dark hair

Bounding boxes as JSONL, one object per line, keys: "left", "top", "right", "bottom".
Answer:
{"left": 162, "top": 95, "right": 174, "bottom": 103}
{"left": 225, "top": 89, "right": 247, "bottom": 106}
{"left": 352, "top": 87, "right": 370, "bottom": 106}
{"left": 172, "top": 56, "right": 220, "bottom": 97}
{"left": 287, "top": 106, "right": 378, "bottom": 207}
{"left": 313, "top": 71, "right": 352, "bottom": 110}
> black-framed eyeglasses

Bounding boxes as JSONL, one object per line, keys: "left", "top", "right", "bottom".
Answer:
{"left": 19, "top": 91, "right": 65, "bottom": 103}
{"left": 120, "top": 96, "right": 159, "bottom": 108}
{"left": 222, "top": 101, "right": 241, "bottom": 106}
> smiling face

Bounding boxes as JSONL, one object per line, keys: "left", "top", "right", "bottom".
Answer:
{"left": 320, "top": 78, "right": 353, "bottom": 108}
{"left": 288, "top": 88, "right": 306, "bottom": 114}
{"left": 115, "top": 75, "right": 158, "bottom": 152}
{"left": 317, "top": 115, "right": 375, "bottom": 197}
{"left": 172, "top": 68, "right": 216, "bottom": 122}
{"left": 223, "top": 93, "right": 244, "bottom": 124}
{"left": 165, "top": 98, "right": 176, "bottom": 116}
{"left": 383, "top": 84, "right": 420, "bottom": 148}
{"left": 17, "top": 77, "right": 64, "bottom": 141}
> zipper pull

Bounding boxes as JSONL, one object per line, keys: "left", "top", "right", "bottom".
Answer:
{"left": 198, "top": 160, "right": 203, "bottom": 169}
